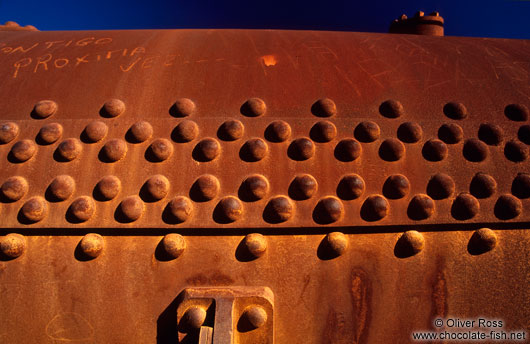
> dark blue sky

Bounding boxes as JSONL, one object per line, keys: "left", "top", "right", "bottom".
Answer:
{"left": 0, "top": 0, "right": 529, "bottom": 39}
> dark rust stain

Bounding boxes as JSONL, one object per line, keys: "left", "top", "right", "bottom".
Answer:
{"left": 185, "top": 272, "right": 235, "bottom": 286}
{"left": 350, "top": 268, "right": 371, "bottom": 344}
{"left": 430, "top": 257, "right": 448, "bottom": 327}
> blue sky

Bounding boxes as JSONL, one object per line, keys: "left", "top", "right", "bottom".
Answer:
{"left": 0, "top": 0, "right": 529, "bottom": 39}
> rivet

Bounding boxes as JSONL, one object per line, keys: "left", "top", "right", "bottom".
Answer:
{"left": 33, "top": 100, "right": 58, "bottom": 119}
{"left": 129, "top": 121, "right": 153, "bottom": 143}
{"left": 288, "top": 174, "right": 318, "bottom": 200}
{"left": 324, "top": 232, "right": 348, "bottom": 256}
{"left": 264, "top": 196, "right": 293, "bottom": 223}
{"left": 191, "top": 174, "right": 220, "bottom": 201}
{"left": 38, "top": 122, "right": 63, "bottom": 144}
{"left": 167, "top": 196, "right": 193, "bottom": 222}
{"left": 378, "top": 138, "right": 405, "bottom": 161}
{"left": 84, "top": 121, "right": 108, "bottom": 143}
{"left": 463, "top": 138, "right": 488, "bottom": 162}
{"left": 10, "top": 139, "right": 37, "bottom": 162}
{"left": 478, "top": 123, "right": 503, "bottom": 146}
{"left": 430, "top": 11, "right": 440, "bottom": 16}
{"left": 518, "top": 125, "right": 530, "bottom": 144}
{"left": 1, "top": 176, "right": 28, "bottom": 201}
{"left": 101, "top": 99, "right": 125, "bottom": 118}
{"left": 379, "top": 99, "right": 404, "bottom": 118}
{"left": 451, "top": 193, "right": 480, "bottom": 220}
{"left": 218, "top": 119, "right": 244, "bottom": 141}
{"left": 397, "top": 122, "right": 422, "bottom": 143}
{"left": 182, "top": 306, "right": 207, "bottom": 329}
{"left": 443, "top": 102, "right": 468, "bottom": 120}
{"left": 193, "top": 138, "right": 220, "bottom": 162}
{"left": 504, "top": 104, "right": 529, "bottom": 121}
{"left": 79, "top": 233, "right": 104, "bottom": 258}
{"left": 383, "top": 174, "right": 410, "bottom": 199}
{"left": 102, "top": 138, "right": 128, "bottom": 162}
{"left": 397, "top": 231, "right": 425, "bottom": 256}
{"left": 469, "top": 228, "right": 497, "bottom": 253}
{"left": 240, "top": 138, "right": 268, "bottom": 162}
{"left": 311, "top": 98, "right": 337, "bottom": 117}
{"left": 360, "top": 195, "right": 389, "bottom": 221}
{"left": 0, "top": 122, "right": 19, "bottom": 144}
{"left": 422, "top": 139, "right": 448, "bottom": 162}
{"left": 215, "top": 196, "right": 243, "bottom": 223}
{"left": 240, "top": 175, "right": 269, "bottom": 201}
{"left": 265, "top": 120, "right": 291, "bottom": 142}
{"left": 310, "top": 120, "right": 337, "bottom": 142}
{"left": 56, "top": 138, "right": 82, "bottom": 161}
{"left": 69, "top": 196, "right": 95, "bottom": 222}
{"left": 288, "top": 137, "right": 315, "bottom": 161}
{"left": 504, "top": 140, "right": 528, "bottom": 162}
{"left": 241, "top": 306, "right": 268, "bottom": 329}
{"left": 148, "top": 138, "right": 173, "bottom": 162}
{"left": 334, "top": 139, "right": 362, "bottom": 162}
{"left": 438, "top": 123, "right": 463, "bottom": 144}
{"left": 119, "top": 196, "right": 144, "bottom": 222}
{"left": 512, "top": 173, "right": 530, "bottom": 199}
{"left": 313, "top": 196, "right": 344, "bottom": 224}
{"left": 336, "top": 174, "right": 365, "bottom": 200}
{"left": 354, "top": 121, "right": 380, "bottom": 142}
{"left": 144, "top": 175, "right": 170, "bottom": 201}
{"left": 173, "top": 120, "right": 199, "bottom": 143}
{"left": 171, "top": 98, "right": 196, "bottom": 117}
{"left": 0, "top": 233, "right": 26, "bottom": 258}
{"left": 95, "top": 175, "right": 121, "bottom": 201}
{"left": 494, "top": 194, "right": 522, "bottom": 220}
{"left": 241, "top": 98, "right": 266, "bottom": 117}
{"left": 243, "top": 233, "right": 267, "bottom": 258}
{"left": 426, "top": 173, "right": 455, "bottom": 200}
{"left": 162, "top": 233, "right": 186, "bottom": 259}
{"left": 399, "top": 14, "right": 408, "bottom": 20}
{"left": 48, "top": 175, "right": 75, "bottom": 201}
{"left": 407, "top": 194, "right": 435, "bottom": 220}
{"left": 415, "top": 10, "right": 425, "bottom": 17}
{"left": 21, "top": 196, "right": 48, "bottom": 222}
{"left": 470, "top": 173, "right": 497, "bottom": 198}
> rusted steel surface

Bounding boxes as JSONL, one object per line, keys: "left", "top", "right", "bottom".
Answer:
{"left": 389, "top": 11, "right": 444, "bottom": 36}
{"left": 0, "top": 29, "right": 529, "bottom": 343}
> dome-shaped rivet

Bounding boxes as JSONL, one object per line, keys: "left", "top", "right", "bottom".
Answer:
{"left": 148, "top": 138, "right": 173, "bottom": 162}
{"left": 512, "top": 173, "right": 530, "bottom": 199}
{"left": 239, "top": 175, "right": 269, "bottom": 201}
{"left": 215, "top": 196, "right": 243, "bottom": 223}
{"left": 240, "top": 138, "right": 268, "bottom": 162}
{"left": 181, "top": 306, "right": 207, "bottom": 329}
{"left": 167, "top": 196, "right": 193, "bottom": 223}
{"left": 102, "top": 138, "right": 128, "bottom": 162}
{"left": 422, "top": 139, "right": 448, "bottom": 162}
{"left": 0, "top": 233, "right": 26, "bottom": 258}
{"left": 95, "top": 175, "right": 121, "bottom": 201}
{"left": 0, "top": 122, "right": 19, "bottom": 144}
{"left": 443, "top": 102, "right": 468, "bottom": 120}
{"left": 48, "top": 175, "right": 75, "bottom": 201}
{"left": 265, "top": 120, "right": 291, "bottom": 142}
{"left": 84, "top": 121, "right": 108, "bottom": 143}
{"left": 469, "top": 228, "right": 497, "bottom": 254}
{"left": 241, "top": 98, "right": 266, "bottom": 117}
{"left": 21, "top": 196, "right": 48, "bottom": 223}
{"left": 382, "top": 174, "right": 410, "bottom": 199}
{"left": 438, "top": 123, "right": 463, "bottom": 144}
{"left": 56, "top": 138, "right": 82, "bottom": 161}
{"left": 264, "top": 196, "right": 293, "bottom": 223}
{"left": 505, "top": 104, "right": 529, "bottom": 121}
{"left": 173, "top": 120, "right": 199, "bottom": 143}
{"left": 240, "top": 306, "right": 268, "bottom": 329}
{"left": 451, "top": 193, "right": 480, "bottom": 220}
{"left": 11, "top": 139, "right": 37, "bottom": 162}
{"left": 101, "top": 99, "right": 125, "bottom": 118}
{"left": 33, "top": 100, "right": 57, "bottom": 118}
{"left": 379, "top": 138, "right": 405, "bottom": 161}
{"left": 310, "top": 120, "right": 337, "bottom": 142}
{"left": 478, "top": 123, "right": 503, "bottom": 146}
{"left": 119, "top": 196, "right": 144, "bottom": 222}
{"left": 336, "top": 174, "right": 365, "bottom": 200}
{"left": 38, "top": 122, "right": 63, "bottom": 144}
{"left": 361, "top": 195, "right": 389, "bottom": 222}
{"left": 129, "top": 121, "right": 153, "bottom": 143}
{"left": 313, "top": 196, "right": 344, "bottom": 224}
{"left": 243, "top": 233, "right": 267, "bottom": 258}
{"left": 517, "top": 125, "right": 530, "bottom": 144}
{"left": 288, "top": 174, "right": 318, "bottom": 200}
{"left": 191, "top": 174, "right": 220, "bottom": 202}
{"left": 470, "top": 173, "right": 496, "bottom": 199}
{"left": 396, "top": 231, "right": 425, "bottom": 257}
{"left": 311, "top": 98, "right": 336, "bottom": 117}
{"left": 407, "top": 194, "right": 435, "bottom": 220}
{"left": 323, "top": 232, "right": 348, "bottom": 256}
{"left": 79, "top": 233, "right": 104, "bottom": 258}
{"left": 1, "top": 176, "right": 28, "bottom": 201}
{"left": 193, "top": 138, "right": 220, "bottom": 162}
{"left": 69, "top": 196, "right": 95, "bottom": 222}
{"left": 354, "top": 121, "right": 380, "bottom": 142}
{"left": 397, "top": 122, "right": 422, "bottom": 143}
{"left": 218, "top": 119, "right": 244, "bottom": 141}
{"left": 426, "top": 173, "right": 454, "bottom": 200}
{"left": 463, "top": 138, "right": 488, "bottom": 162}
{"left": 171, "top": 98, "right": 196, "bottom": 117}
{"left": 162, "top": 233, "right": 186, "bottom": 259}
{"left": 494, "top": 194, "right": 522, "bottom": 220}
{"left": 334, "top": 139, "right": 362, "bottom": 162}
{"left": 379, "top": 99, "right": 404, "bottom": 118}
{"left": 504, "top": 140, "right": 529, "bottom": 162}
{"left": 288, "top": 138, "right": 315, "bottom": 161}
{"left": 144, "top": 175, "right": 170, "bottom": 201}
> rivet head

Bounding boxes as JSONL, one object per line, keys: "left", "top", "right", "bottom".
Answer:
{"left": 129, "top": 121, "right": 153, "bottom": 143}
{"left": 311, "top": 98, "right": 337, "bottom": 117}
{"left": 241, "top": 98, "right": 266, "bottom": 117}
{"left": 57, "top": 138, "right": 82, "bottom": 161}
{"left": 167, "top": 196, "right": 193, "bottom": 222}
{"left": 422, "top": 139, "right": 448, "bottom": 161}
{"left": 427, "top": 173, "right": 455, "bottom": 200}
{"left": 145, "top": 175, "right": 170, "bottom": 201}
{"left": 379, "top": 138, "right": 405, "bottom": 161}
{"left": 512, "top": 173, "right": 530, "bottom": 199}
{"left": 397, "top": 122, "right": 422, "bottom": 143}
{"left": 407, "top": 194, "right": 435, "bottom": 220}
{"left": 119, "top": 196, "right": 144, "bottom": 222}
{"left": 478, "top": 123, "right": 503, "bottom": 146}
{"left": 21, "top": 196, "right": 48, "bottom": 222}
{"left": 518, "top": 125, "right": 530, "bottom": 144}
{"left": 264, "top": 196, "right": 293, "bottom": 223}
{"left": 102, "top": 99, "right": 125, "bottom": 117}
{"left": 182, "top": 306, "right": 207, "bottom": 329}
{"left": 361, "top": 195, "right": 389, "bottom": 221}
{"left": 505, "top": 104, "right": 529, "bottom": 121}
{"left": 1, "top": 176, "right": 28, "bottom": 201}
{"left": 192, "top": 174, "right": 220, "bottom": 201}
{"left": 69, "top": 196, "right": 95, "bottom": 222}
{"left": 504, "top": 140, "right": 529, "bottom": 162}
{"left": 11, "top": 139, "right": 37, "bottom": 162}
{"left": 38, "top": 123, "right": 63, "bottom": 144}
{"left": 241, "top": 138, "right": 268, "bottom": 162}
{"left": 313, "top": 196, "right": 344, "bottom": 224}
{"left": 334, "top": 139, "right": 362, "bottom": 162}
{"left": 397, "top": 231, "right": 425, "bottom": 256}
{"left": 354, "top": 121, "right": 380, "bottom": 142}
{"left": 95, "top": 175, "right": 121, "bottom": 201}
{"left": 383, "top": 174, "right": 410, "bottom": 199}
{"left": 379, "top": 99, "right": 404, "bottom": 118}
{"left": 494, "top": 194, "right": 522, "bottom": 220}
{"left": 84, "top": 121, "right": 108, "bottom": 143}
{"left": 324, "top": 232, "right": 348, "bottom": 256}
{"left": 102, "top": 139, "right": 128, "bottom": 162}
{"left": 463, "top": 138, "right": 488, "bottom": 162}
{"left": 33, "top": 100, "right": 58, "bottom": 118}
{"left": 0, "top": 233, "right": 26, "bottom": 258}
{"left": 438, "top": 123, "right": 463, "bottom": 144}
{"left": 265, "top": 120, "right": 291, "bottom": 142}
{"left": 172, "top": 98, "right": 196, "bottom": 117}
{"left": 240, "top": 175, "right": 270, "bottom": 201}
{"left": 337, "top": 174, "right": 365, "bottom": 200}
{"left": 470, "top": 173, "right": 497, "bottom": 198}
{"left": 288, "top": 137, "right": 315, "bottom": 161}
{"left": 79, "top": 233, "right": 104, "bottom": 258}
{"left": 243, "top": 233, "right": 267, "bottom": 258}
{"left": 310, "top": 120, "right": 337, "bottom": 142}
{"left": 443, "top": 102, "right": 468, "bottom": 120}
{"left": 289, "top": 174, "right": 318, "bottom": 200}
{"left": 173, "top": 120, "right": 199, "bottom": 142}
{"left": 215, "top": 196, "right": 243, "bottom": 223}
{"left": 469, "top": 228, "right": 497, "bottom": 253}
{"left": 48, "top": 175, "right": 75, "bottom": 201}
{"left": 218, "top": 120, "right": 244, "bottom": 141}
{"left": 0, "top": 122, "right": 19, "bottom": 144}
{"left": 241, "top": 306, "right": 268, "bottom": 329}
{"left": 194, "top": 138, "right": 220, "bottom": 162}
{"left": 451, "top": 193, "right": 480, "bottom": 220}
{"left": 162, "top": 233, "right": 186, "bottom": 259}
{"left": 149, "top": 138, "right": 173, "bottom": 162}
